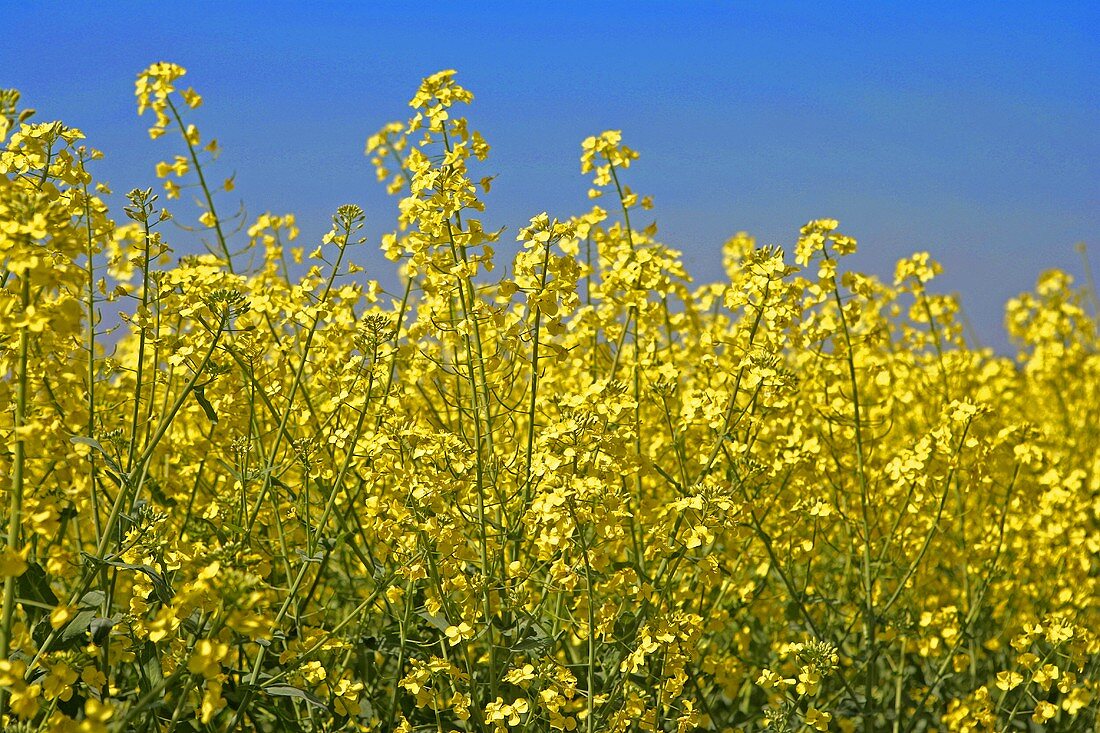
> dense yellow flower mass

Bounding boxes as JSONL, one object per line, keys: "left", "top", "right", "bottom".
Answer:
{"left": 0, "top": 65, "right": 1097, "bottom": 732}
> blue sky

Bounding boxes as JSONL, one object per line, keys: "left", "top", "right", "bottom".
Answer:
{"left": 3, "top": 1, "right": 1097, "bottom": 351}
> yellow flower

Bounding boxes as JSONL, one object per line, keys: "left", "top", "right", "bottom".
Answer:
{"left": 0, "top": 546, "right": 28, "bottom": 577}
{"left": 797, "top": 668, "right": 823, "bottom": 696}
{"left": 805, "top": 707, "right": 832, "bottom": 731}
{"left": 504, "top": 664, "right": 536, "bottom": 685}
{"left": 200, "top": 679, "right": 227, "bottom": 723}
{"left": 1032, "top": 700, "right": 1057, "bottom": 723}
{"left": 10, "top": 681, "right": 42, "bottom": 718}
{"left": 995, "top": 670, "right": 1024, "bottom": 691}
{"left": 332, "top": 678, "right": 364, "bottom": 716}
{"left": 50, "top": 604, "right": 78, "bottom": 629}
{"left": 181, "top": 87, "right": 203, "bottom": 108}
{"left": 445, "top": 621, "right": 475, "bottom": 646}
{"left": 188, "top": 638, "right": 229, "bottom": 678}
{"left": 43, "top": 662, "right": 79, "bottom": 701}
{"left": 81, "top": 666, "right": 107, "bottom": 690}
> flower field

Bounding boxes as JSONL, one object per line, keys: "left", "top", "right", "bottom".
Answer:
{"left": 0, "top": 64, "right": 1097, "bottom": 732}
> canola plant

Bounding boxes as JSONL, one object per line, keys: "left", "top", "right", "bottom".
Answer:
{"left": 0, "top": 65, "right": 1097, "bottom": 732}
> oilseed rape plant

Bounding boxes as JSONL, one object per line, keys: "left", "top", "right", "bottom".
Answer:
{"left": 0, "top": 63, "right": 1097, "bottom": 733}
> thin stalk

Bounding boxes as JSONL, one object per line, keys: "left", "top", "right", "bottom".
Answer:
{"left": 566, "top": 497, "right": 597, "bottom": 733}
{"left": 522, "top": 239, "right": 553, "bottom": 507}
{"left": 25, "top": 321, "right": 224, "bottom": 675}
{"left": 447, "top": 245, "right": 499, "bottom": 701}
{"left": 242, "top": 223, "right": 353, "bottom": 542}
{"left": 126, "top": 215, "right": 154, "bottom": 472}
{"left": 229, "top": 312, "right": 380, "bottom": 727}
{"left": 0, "top": 141, "right": 57, "bottom": 701}
{"left": 825, "top": 247, "right": 877, "bottom": 733}
{"left": 166, "top": 97, "right": 235, "bottom": 273}
{"left": 79, "top": 168, "right": 103, "bottom": 544}
{"left": 0, "top": 272, "right": 31, "bottom": 676}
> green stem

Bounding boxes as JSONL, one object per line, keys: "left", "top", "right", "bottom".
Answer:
{"left": 242, "top": 222, "right": 352, "bottom": 542}
{"left": 825, "top": 246, "right": 876, "bottom": 732}
{"left": 79, "top": 167, "right": 103, "bottom": 545}
{"left": 126, "top": 215, "right": 153, "bottom": 472}
{"left": 166, "top": 97, "right": 234, "bottom": 273}
{"left": 566, "top": 496, "right": 597, "bottom": 733}
{"left": 522, "top": 239, "right": 553, "bottom": 507}
{"left": 25, "top": 321, "right": 225, "bottom": 677}
{"left": 0, "top": 271, "right": 31, "bottom": 674}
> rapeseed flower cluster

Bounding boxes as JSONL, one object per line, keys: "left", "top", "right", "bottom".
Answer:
{"left": 0, "top": 64, "right": 1097, "bottom": 732}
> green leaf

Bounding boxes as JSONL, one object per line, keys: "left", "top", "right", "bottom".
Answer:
{"left": 145, "top": 475, "right": 177, "bottom": 507}
{"left": 80, "top": 553, "right": 174, "bottom": 604}
{"left": 70, "top": 436, "right": 127, "bottom": 479}
{"left": 295, "top": 549, "right": 325, "bottom": 564}
{"left": 193, "top": 385, "right": 218, "bottom": 424}
{"left": 70, "top": 435, "right": 107, "bottom": 454}
{"left": 57, "top": 608, "right": 96, "bottom": 650}
{"left": 89, "top": 617, "right": 115, "bottom": 645}
{"left": 416, "top": 610, "right": 451, "bottom": 633}
{"left": 17, "top": 562, "right": 58, "bottom": 619}
{"left": 264, "top": 684, "right": 328, "bottom": 709}
{"left": 138, "top": 641, "right": 164, "bottom": 689}
{"left": 79, "top": 590, "right": 106, "bottom": 609}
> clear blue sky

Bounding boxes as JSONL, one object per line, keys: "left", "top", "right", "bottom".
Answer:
{"left": 3, "top": 1, "right": 1097, "bottom": 351}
